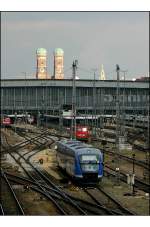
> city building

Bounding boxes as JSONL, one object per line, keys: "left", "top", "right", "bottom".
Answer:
{"left": 135, "top": 76, "right": 150, "bottom": 81}
{"left": 53, "top": 48, "right": 64, "bottom": 79}
{"left": 36, "top": 48, "right": 48, "bottom": 79}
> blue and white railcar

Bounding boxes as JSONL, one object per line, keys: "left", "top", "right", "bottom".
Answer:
{"left": 56, "top": 140, "right": 103, "bottom": 182}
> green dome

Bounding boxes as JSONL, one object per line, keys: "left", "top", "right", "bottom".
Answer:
{"left": 54, "top": 48, "right": 64, "bottom": 56}
{"left": 36, "top": 48, "right": 47, "bottom": 56}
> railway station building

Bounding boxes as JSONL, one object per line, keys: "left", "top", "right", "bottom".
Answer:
{"left": 1, "top": 79, "right": 149, "bottom": 118}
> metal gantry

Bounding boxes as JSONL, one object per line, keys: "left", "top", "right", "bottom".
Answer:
{"left": 120, "top": 70, "right": 128, "bottom": 141}
{"left": 59, "top": 90, "right": 63, "bottom": 132}
{"left": 92, "top": 69, "right": 97, "bottom": 137}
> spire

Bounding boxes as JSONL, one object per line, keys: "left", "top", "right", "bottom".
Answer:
{"left": 100, "top": 64, "right": 106, "bottom": 80}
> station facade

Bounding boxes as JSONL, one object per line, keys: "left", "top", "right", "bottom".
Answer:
{"left": 1, "top": 79, "right": 149, "bottom": 116}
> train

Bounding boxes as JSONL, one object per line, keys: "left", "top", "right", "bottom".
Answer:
{"left": 72, "top": 125, "right": 90, "bottom": 141}
{"left": 0, "top": 116, "right": 12, "bottom": 127}
{"left": 56, "top": 139, "right": 103, "bottom": 182}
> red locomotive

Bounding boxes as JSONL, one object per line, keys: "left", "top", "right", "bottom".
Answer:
{"left": 1, "top": 117, "right": 12, "bottom": 126}
{"left": 75, "top": 125, "right": 90, "bottom": 141}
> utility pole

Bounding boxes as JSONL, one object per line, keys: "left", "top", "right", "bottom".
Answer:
{"left": 115, "top": 64, "right": 121, "bottom": 186}
{"left": 71, "top": 60, "right": 78, "bottom": 140}
{"left": 59, "top": 90, "right": 63, "bottom": 132}
{"left": 14, "top": 112, "right": 17, "bottom": 133}
{"left": 121, "top": 70, "right": 127, "bottom": 141}
{"left": 22, "top": 72, "right": 27, "bottom": 126}
{"left": 92, "top": 69, "right": 97, "bottom": 138}
{"left": 37, "top": 111, "right": 40, "bottom": 128}
{"left": 132, "top": 153, "right": 136, "bottom": 195}
{"left": 100, "top": 86, "right": 104, "bottom": 138}
{"left": 45, "top": 84, "right": 48, "bottom": 128}
{"left": 147, "top": 102, "right": 149, "bottom": 150}
{"left": 143, "top": 102, "right": 149, "bottom": 180}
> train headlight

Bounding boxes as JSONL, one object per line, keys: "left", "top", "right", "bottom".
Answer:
{"left": 82, "top": 128, "right": 87, "bottom": 132}
{"left": 54, "top": 145, "right": 57, "bottom": 150}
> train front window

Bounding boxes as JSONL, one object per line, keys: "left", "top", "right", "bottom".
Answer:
{"left": 79, "top": 155, "right": 99, "bottom": 172}
{"left": 80, "top": 155, "right": 99, "bottom": 162}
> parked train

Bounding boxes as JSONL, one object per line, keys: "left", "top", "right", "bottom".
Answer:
{"left": 56, "top": 140, "right": 103, "bottom": 182}
{"left": 74, "top": 125, "right": 90, "bottom": 141}
{"left": 0, "top": 116, "right": 12, "bottom": 127}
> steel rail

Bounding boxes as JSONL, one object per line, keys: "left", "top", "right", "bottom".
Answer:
{"left": 1, "top": 155, "right": 67, "bottom": 215}
{"left": 0, "top": 203, "right": 5, "bottom": 215}
{"left": 1, "top": 169, "right": 25, "bottom": 215}
{"left": 104, "top": 165, "right": 150, "bottom": 193}
{"left": 96, "top": 187, "right": 136, "bottom": 215}
{"left": 1, "top": 136, "right": 68, "bottom": 215}
{"left": 83, "top": 189, "right": 115, "bottom": 215}
{"left": 35, "top": 131, "right": 149, "bottom": 170}
{"left": 4, "top": 171, "right": 134, "bottom": 216}
{"left": 2, "top": 134, "right": 87, "bottom": 215}
{"left": 102, "top": 148, "right": 149, "bottom": 169}
{"left": 4, "top": 172, "right": 112, "bottom": 215}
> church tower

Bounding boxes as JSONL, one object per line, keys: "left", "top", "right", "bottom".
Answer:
{"left": 36, "top": 48, "right": 47, "bottom": 79}
{"left": 53, "top": 48, "right": 64, "bottom": 79}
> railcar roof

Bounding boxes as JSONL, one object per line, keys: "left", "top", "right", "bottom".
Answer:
{"left": 57, "top": 140, "right": 102, "bottom": 155}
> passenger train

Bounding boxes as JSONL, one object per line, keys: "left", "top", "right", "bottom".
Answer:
{"left": 56, "top": 140, "right": 103, "bottom": 182}
{"left": 0, "top": 116, "right": 12, "bottom": 127}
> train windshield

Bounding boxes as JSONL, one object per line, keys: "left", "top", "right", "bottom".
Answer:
{"left": 79, "top": 155, "right": 100, "bottom": 172}
{"left": 80, "top": 155, "right": 99, "bottom": 162}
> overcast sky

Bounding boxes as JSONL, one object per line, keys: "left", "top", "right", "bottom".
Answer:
{"left": 1, "top": 12, "right": 149, "bottom": 80}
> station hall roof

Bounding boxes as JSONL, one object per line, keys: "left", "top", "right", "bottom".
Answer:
{"left": 1, "top": 79, "right": 148, "bottom": 89}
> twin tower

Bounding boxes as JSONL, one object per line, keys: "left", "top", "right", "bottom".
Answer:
{"left": 36, "top": 48, "right": 64, "bottom": 79}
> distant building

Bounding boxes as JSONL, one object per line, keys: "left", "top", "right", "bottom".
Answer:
{"left": 100, "top": 64, "right": 106, "bottom": 80}
{"left": 135, "top": 76, "right": 150, "bottom": 82}
{"left": 53, "top": 48, "right": 64, "bottom": 79}
{"left": 36, "top": 48, "right": 48, "bottom": 79}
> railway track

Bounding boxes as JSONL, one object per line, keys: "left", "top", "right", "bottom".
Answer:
{"left": 102, "top": 148, "right": 149, "bottom": 170}
{"left": 1, "top": 169, "right": 25, "bottom": 215}
{"left": 4, "top": 170, "right": 130, "bottom": 215}
{"left": 83, "top": 187, "right": 135, "bottom": 215}
{"left": 104, "top": 165, "right": 150, "bottom": 193}
{"left": 0, "top": 203, "right": 5, "bottom": 215}
{"left": 1, "top": 133, "right": 88, "bottom": 215}
{"left": 1, "top": 130, "right": 49, "bottom": 154}
{"left": 1, "top": 128, "right": 148, "bottom": 215}
{"left": 40, "top": 169, "right": 136, "bottom": 215}
{"left": 39, "top": 130, "right": 149, "bottom": 169}
{"left": 2, "top": 128, "right": 149, "bottom": 188}
{"left": 1, "top": 132, "right": 123, "bottom": 215}
{"left": 16, "top": 129, "right": 149, "bottom": 193}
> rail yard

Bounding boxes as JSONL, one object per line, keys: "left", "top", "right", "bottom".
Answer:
{"left": 1, "top": 64, "right": 150, "bottom": 217}
{"left": 0, "top": 119, "right": 149, "bottom": 215}
{"left": 1, "top": 14, "right": 149, "bottom": 227}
